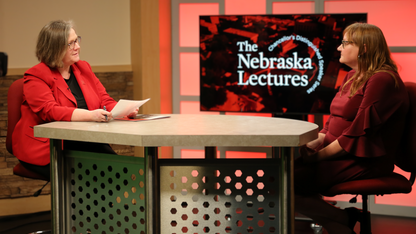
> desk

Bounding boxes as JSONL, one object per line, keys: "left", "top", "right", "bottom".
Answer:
{"left": 34, "top": 114, "right": 318, "bottom": 234}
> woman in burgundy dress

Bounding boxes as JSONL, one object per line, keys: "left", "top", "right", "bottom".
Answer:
{"left": 294, "top": 23, "right": 409, "bottom": 234}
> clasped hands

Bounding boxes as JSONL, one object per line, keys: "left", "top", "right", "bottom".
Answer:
{"left": 299, "top": 145, "right": 320, "bottom": 163}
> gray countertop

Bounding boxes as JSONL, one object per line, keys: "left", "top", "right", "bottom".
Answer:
{"left": 34, "top": 114, "right": 319, "bottom": 147}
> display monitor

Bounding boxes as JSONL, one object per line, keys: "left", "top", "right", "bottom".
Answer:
{"left": 199, "top": 13, "right": 367, "bottom": 114}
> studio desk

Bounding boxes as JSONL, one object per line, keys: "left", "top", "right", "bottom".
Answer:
{"left": 34, "top": 114, "right": 318, "bottom": 234}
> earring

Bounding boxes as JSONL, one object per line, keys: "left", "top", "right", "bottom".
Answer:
{"left": 358, "top": 55, "right": 361, "bottom": 58}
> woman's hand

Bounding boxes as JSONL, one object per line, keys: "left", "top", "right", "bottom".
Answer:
{"left": 90, "top": 109, "right": 113, "bottom": 122}
{"left": 71, "top": 108, "right": 112, "bottom": 122}
{"left": 300, "top": 140, "right": 347, "bottom": 164}
{"left": 306, "top": 133, "right": 325, "bottom": 150}
{"left": 299, "top": 145, "right": 319, "bottom": 163}
{"left": 126, "top": 107, "right": 139, "bottom": 119}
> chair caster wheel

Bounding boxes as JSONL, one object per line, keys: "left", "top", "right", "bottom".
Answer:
{"left": 311, "top": 223, "right": 323, "bottom": 234}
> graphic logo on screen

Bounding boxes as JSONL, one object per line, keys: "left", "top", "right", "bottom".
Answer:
{"left": 200, "top": 14, "right": 367, "bottom": 114}
{"left": 236, "top": 35, "right": 324, "bottom": 94}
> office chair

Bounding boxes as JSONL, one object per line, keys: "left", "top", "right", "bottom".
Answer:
{"left": 6, "top": 78, "right": 49, "bottom": 196}
{"left": 322, "top": 81, "right": 416, "bottom": 234}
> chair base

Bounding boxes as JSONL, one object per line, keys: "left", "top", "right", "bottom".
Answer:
{"left": 13, "top": 163, "right": 50, "bottom": 196}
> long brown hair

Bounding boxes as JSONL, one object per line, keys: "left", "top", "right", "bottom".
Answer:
{"left": 35, "top": 20, "right": 73, "bottom": 68}
{"left": 341, "top": 23, "right": 398, "bottom": 97}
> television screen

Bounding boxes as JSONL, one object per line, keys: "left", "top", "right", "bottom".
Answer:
{"left": 200, "top": 13, "right": 367, "bottom": 114}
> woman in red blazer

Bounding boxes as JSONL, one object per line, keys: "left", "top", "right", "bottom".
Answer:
{"left": 12, "top": 20, "right": 137, "bottom": 179}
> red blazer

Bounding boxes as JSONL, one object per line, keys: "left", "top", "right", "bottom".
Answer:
{"left": 12, "top": 60, "right": 117, "bottom": 166}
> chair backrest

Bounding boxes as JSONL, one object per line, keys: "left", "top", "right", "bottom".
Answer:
{"left": 395, "top": 82, "right": 416, "bottom": 176}
{"left": 6, "top": 78, "right": 24, "bottom": 155}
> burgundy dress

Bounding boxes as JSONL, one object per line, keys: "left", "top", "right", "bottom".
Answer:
{"left": 295, "top": 70, "right": 409, "bottom": 195}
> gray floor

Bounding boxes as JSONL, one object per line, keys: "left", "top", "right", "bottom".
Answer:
{"left": 1, "top": 211, "right": 416, "bottom": 234}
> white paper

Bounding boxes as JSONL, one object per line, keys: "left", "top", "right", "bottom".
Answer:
{"left": 115, "top": 114, "right": 171, "bottom": 121}
{"left": 111, "top": 98, "right": 150, "bottom": 118}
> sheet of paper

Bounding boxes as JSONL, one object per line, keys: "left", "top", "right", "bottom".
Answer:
{"left": 115, "top": 114, "right": 171, "bottom": 121}
{"left": 111, "top": 98, "right": 150, "bottom": 118}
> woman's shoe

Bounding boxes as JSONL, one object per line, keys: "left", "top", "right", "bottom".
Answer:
{"left": 344, "top": 207, "right": 362, "bottom": 231}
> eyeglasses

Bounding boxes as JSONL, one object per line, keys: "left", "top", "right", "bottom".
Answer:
{"left": 68, "top": 36, "right": 81, "bottom": 50}
{"left": 341, "top": 40, "right": 353, "bottom": 49}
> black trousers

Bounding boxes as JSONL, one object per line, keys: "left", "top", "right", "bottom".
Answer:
{"left": 19, "top": 140, "right": 116, "bottom": 180}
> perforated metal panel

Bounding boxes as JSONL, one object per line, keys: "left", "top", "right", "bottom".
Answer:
{"left": 64, "top": 151, "right": 147, "bottom": 234}
{"left": 160, "top": 159, "right": 280, "bottom": 234}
